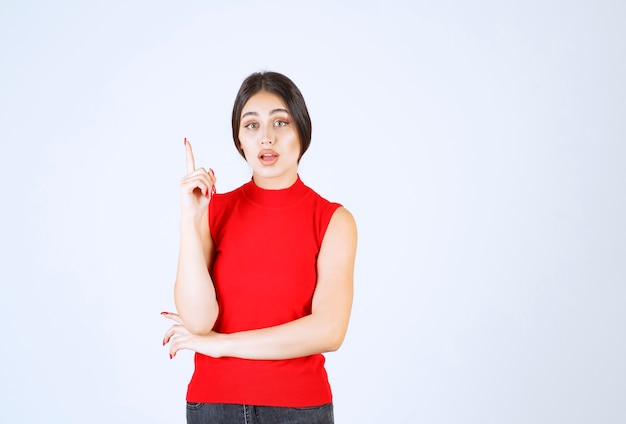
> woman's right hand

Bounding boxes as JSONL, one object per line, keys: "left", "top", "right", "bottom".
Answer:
{"left": 180, "top": 138, "right": 216, "bottom": 224}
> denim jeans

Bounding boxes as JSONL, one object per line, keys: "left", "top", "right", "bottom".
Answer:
{"left": 186, "top": 402, "right": 334, "bottom": 424}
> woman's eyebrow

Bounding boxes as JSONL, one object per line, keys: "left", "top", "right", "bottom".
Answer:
{"left": 242, "top": 108, "right": 289, "bottom": 119}
{"left": 241, "top": 111, "right": 259, "bottom": 119}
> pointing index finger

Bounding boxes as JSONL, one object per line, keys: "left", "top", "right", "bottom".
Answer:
{"left": 184, "top": 137, "right": 196, "bottom": 174}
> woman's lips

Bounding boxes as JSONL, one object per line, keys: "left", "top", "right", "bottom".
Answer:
{"left": 259, "top": 150, "right": 278, "bottom": 165}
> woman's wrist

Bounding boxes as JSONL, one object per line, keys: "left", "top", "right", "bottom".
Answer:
{"left": 194, "top": 331, "right": 229, "bottom": 358}
{"left": 179, "top": 215, "right": 204, "bottom": 235}
{"left": 216, "top": 332, "right": 231, "bottom": 358}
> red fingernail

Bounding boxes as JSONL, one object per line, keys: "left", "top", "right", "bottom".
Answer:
{"left": 169, "top": 354, "right": 173, "bottom": 359}
{"left": 162, "top": 339, "right": 166, "bottom": 346}
{"left": 184, "top": 137, "right": 187, "bottom": 145}
{"left": 209, "top": 168, "right": 214, "bottom": 175}
{"left": 161, "top": 311, "right": 168, "bottom": 315}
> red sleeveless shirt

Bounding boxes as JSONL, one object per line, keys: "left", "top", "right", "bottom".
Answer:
{"left": 186, "top": 176, "right": 341, "bottom": 407}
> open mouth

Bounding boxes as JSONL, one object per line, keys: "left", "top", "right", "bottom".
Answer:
{"left": 259, "top": 150, "right": 278, "bottom": 165}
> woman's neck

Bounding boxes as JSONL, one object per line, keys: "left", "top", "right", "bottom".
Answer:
{"left": 251, "top": 170, "right": 298, "bottom": 190}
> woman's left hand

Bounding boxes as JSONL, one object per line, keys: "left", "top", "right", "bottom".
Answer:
{"left": 161, "top": 311, "right": 223, "bottom": 359}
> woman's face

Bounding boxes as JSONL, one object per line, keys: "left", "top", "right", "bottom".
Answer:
{"left": 238, "top": 90, "right": 301, "bottom": 189}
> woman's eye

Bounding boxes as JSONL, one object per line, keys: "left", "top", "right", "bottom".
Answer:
{"left": 274, "top": 120, "right": 288, "bottom": 127}
{"left": 244, "top": 122, "right": 258, "bottom": 129}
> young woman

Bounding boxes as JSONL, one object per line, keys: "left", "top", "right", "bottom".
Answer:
{"left": 162, "top": 71, "right": 358, "bottom": 424}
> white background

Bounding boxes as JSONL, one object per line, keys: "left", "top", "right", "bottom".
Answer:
{"left": 1, "top": 0, "right": 624, "bottom": 422}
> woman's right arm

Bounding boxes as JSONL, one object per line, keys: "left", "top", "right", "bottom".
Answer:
{"left": 173, "top": 139, "right": 219, "bottom": 335}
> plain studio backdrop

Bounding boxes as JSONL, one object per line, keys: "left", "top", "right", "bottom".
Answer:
{"left": 1, "top": 1, "right": 624, "bottom": 422}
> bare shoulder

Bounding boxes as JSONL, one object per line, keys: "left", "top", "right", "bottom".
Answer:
{"left": 317, "top": 206, "right": 357, "bottom": 292}
{"left": 324, "top": 206, "right": 358, "bottom": 247}
{"left": 331, "top": 206, "right": 356, "bottom": 229}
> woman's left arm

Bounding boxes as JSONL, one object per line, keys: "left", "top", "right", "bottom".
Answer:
{"left": 164, "top": 207, "right": 357, "bottom": 360}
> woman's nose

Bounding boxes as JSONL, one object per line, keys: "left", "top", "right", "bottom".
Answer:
{"left": 261, "top": 128, "right": 274, "bottom": 145}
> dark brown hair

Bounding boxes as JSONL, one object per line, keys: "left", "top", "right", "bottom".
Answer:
{"left": 231, "top": 71, "right": 312, "bottom": 161}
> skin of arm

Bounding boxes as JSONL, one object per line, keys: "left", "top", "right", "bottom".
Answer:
{"left": 173, "top": 207, "right": 219, "bottom": 335}
{"left": 165, "top": 206, "right": 357, "bottom": 359}
{"left": 172, "top": 140, "right": 219, "bottom": 335}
